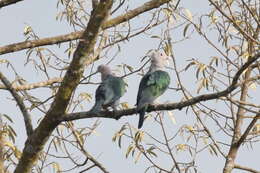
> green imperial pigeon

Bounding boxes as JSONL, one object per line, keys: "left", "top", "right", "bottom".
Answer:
{"left": 136, "top": 51, "right": 170, "bottom": 128}
{"left": 90, "top": 65, "right": 126, "bottom": 114}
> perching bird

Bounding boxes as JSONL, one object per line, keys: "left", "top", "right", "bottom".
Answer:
{"left": 90, "top": 65, "right": 126, "bottom": 114}
{"left": 136, "top": 51, "right": 171, "bottom": 128}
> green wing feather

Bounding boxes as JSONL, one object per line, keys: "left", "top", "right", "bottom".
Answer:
{"left": 136, "top": 70, "right": 170, "bottom": 128}
{"left": 137, "top": 70, "right": 170, "bottom": 106}
{"left": 91, "top": 75, "right": 126, "bottom": 113}
{"left": 106, "top": 75, "right": 126, "bottom": 104}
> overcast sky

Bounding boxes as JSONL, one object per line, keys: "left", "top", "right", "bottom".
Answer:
{"left": 0, "top": 0, "right": 259, "bottom": 172}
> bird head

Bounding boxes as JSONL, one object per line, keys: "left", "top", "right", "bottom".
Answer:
{"left": 97, "top": 65, "right": 112, "bottom": 81}
{"left": 150, "top": 50, "right": 171, "bottom": 70}
{"left": 97, "top": 64, "right": 112, "bottom": 74}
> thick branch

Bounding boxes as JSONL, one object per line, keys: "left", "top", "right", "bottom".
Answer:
{"left": 223, "top": 29, "right": 259, "bottom": 172}
{"left": 0, "top": 0, "right": 172, "bottom": 55}
{"left": 0, "top": 119, "right": 5, "bottom": 173}
{"left": 92, "top": 0, "right": 99, "bottom": 9}
{"left": 0, "top": 71, "right": 33, "bottom": 136}
{"left": 0, "top": 0, "right": 24, "bottom": 8}
{"left": 0, "top": 77, "right": 62, "bottom": 91}
{"left": 105, "top": 0, "right": 172, "bottom": 28}
{"left": 14, "top": 1, "right": 113, "bottom": 173}
{"left": 63, "top": 53, "right": 260, "bottom": 121}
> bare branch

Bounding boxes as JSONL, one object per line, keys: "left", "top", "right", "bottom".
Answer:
{"left": 0, "top": 71, "right": 33, "bottom": 136}
{"left": 0, "top": 118, "right": 5, "bottom": 173}
{"left": 0, "top": 31, "right": 82, "bottom": 55}
{"left": 234, "top": 164, "right": 260, "bottom": 173}
{"left": 0, "top": 77, "right": 62, "bottom": 91}
{"left": 62, "top": 53, "right": 260, "bottom": 122}
{"left": 236, "top": 114, "right": 259, "bottom": 148}
{"left": 0, "top": 0, "right": 24, "bottom": 8}
{"left": 0, "top": 0, "right": 173, "bottom": 55}
{"left": 158, "top": 115, "right": 181, "bottom": 173}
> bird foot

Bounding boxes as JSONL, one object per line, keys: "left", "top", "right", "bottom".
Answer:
{"left": 112, "top": 108, "right": 121, "bottom": 120}
{"left": 149, "top": 103, "right": 157, "bottom": 108}
{"left": 114, "top": 115, "right": 120, "bottom": 120}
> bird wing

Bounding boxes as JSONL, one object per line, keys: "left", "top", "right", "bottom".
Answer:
{"left": 137, "top": 70, "right": 170, "bottom": 107}
{"left": 96, "top": 75, "right": 125, "bottom": 107}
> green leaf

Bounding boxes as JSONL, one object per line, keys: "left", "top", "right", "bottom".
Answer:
{"left": 146, "top": 146, "right": 157, "bottom": 157}
{"left": 118, "top": 135, "right": 122, "bottom": 148}
{"left": 184, "top": 9, "right": 193, "bottom": 21}
{"left": 126, "top": 145, "right": 135, "bottom": 158}
{"left": 150, "top": 35, "right": 161, "bottom": 39}
{"left": 184, "top": 61, "right": 196, "bottom": 71}
{"left": 1, "top": 114, "right": 13, "bottom": 123}
{"left": 124, "top": 64, "right": 134, "bottom": 72}
{"left": 183, "top": 23, "right": 191, "bottom": 37}
{"left": 52, "top": 162, "right": 61, "bottom": 173}
{"left": 209, "top": 144, "right": 218, "bottom": 156}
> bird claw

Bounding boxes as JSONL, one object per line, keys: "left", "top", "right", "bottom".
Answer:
{"left": 112, "top": 108, "right": 120, "bottom": 120}
{"left": 149, "top": 103, "right": 157, "bottom": 108}
{"left": 114, "top": 115, "right": 120, "bottom": 120}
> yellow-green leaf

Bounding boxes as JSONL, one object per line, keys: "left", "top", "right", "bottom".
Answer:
{"left": 249, "top": 82, "right": 257, "bottom": 90}
{"left": 184, "top": 9, "right": 193, "bottom": 21}
{"left": 126, "top": 145, "right": 135, "bottom": 158}
{"left": 134, "top": 151, "right": 142, "bottom": 163}
{"left": 167, "top": 111, "right": 176, "bottom": 124}
{"left": 183, "top": 23, "right": 191, "bottom": 37}
{"left": 52, "top": 162, "right": 61, "bottom": 173}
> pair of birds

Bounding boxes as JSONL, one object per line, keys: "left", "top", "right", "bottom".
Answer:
{"left": 90, "top": 50, "right": 171, "bottom": 129}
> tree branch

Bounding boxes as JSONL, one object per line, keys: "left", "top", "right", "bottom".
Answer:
{"left": 69, "top": 124, "right": 110, "bottom": 173}
{"left": 14, "top": 1, "right": 113, "bottom": 172}
{"left": 92, "top": 0, "right": 99, "bottom": 10}
{"left": 235, "top": 114, "right": 259, "bottom": 148}
{"left": 62, "top": 53, "right": 260, "bottom": 122}
{"left": 0, "top": 71, "right": 33, "bottom": 136}
{"left": 0, "top": 0, "right": 24, "bottom": 8}
{"left": 0, "top": 118, "right": 5, "bottom": 173}
{"left": 0, "top": 77, "right": 62, "bottom": 91}
{"left": 208, "top": 0, "right": 259, "bottom": 44}
{"left": 234, "top": 164, "right": 260, "bottom": 173}
{"left": 0, "top": 0, "right": 173, "bottom": 55}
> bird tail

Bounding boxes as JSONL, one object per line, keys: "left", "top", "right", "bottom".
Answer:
{"left": 138, "top": 106, "right": 147, "bottom": 129}
{"left": 90, "top": 101, "right": 103, "bottom": 114}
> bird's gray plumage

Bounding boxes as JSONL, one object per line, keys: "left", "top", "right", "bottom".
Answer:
{"left": 136, "top": 51, "right": 170, "bottom": 128}
{"left": 90, "top": 65, "right": 126, "bottom": 114}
